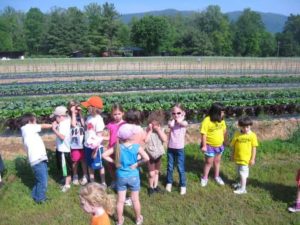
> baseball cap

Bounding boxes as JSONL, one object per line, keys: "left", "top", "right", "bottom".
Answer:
{"left": 50, "top": 106, "right": 68, "bottom": 118}
{"left": 117, "top": 124, "right": 140, "bottom": 140}
{"left": 81, "top": 96, "right": 103, "bottom": 109}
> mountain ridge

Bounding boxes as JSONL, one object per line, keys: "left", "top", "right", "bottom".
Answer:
{"left": 120, "top": 9, "right": 288, "bottom": 33}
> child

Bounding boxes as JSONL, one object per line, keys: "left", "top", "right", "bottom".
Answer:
{"left": 200, "top": 102, "right": 227, "bottom": 187}
{"left": 145, "top": 110, "right": 167, "bottom": 196}
{"left": 79, "top": 182, "right": 116, "bottom": 225}
{"left": 125, "top": 109, "right": 146, "bottom": 146}
{"left": 106, "top": 103, "right": 126, "bottom": 188}
{"left": 230, "top": 116, "right": 258, "bottom": 194}
{"left": 68, "top": 100, "right": 88, "bottom": 185}
{"left": 81, "top": 96, "right": 106, "bottom": 186}
{"left": 103, "top": 124, "right": 149, "bottom": 225}
{"left": 288, "top": 169, "right": 300, "bottom": 212}
{"left": 166, "top": 103, "right": 188, "bottom": 195}
{"left": 51, "top": 106, "right": 72, "bottom": 192}
{"left": 20, "top": 113, "right": 52, "bottom": 203}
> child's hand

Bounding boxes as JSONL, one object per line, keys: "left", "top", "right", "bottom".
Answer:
{"left": 147, "top": 123, "right": 153, "bottom": 132}
{"left": 52, "top": 121, "right": 58, "bottom": 130}
{"left": 152, "top": 124, "right": 161, "bottom": 132}
{"left": 249, "top": 159, "right": 255, "bottom": 166}
{"left": 130, "top": 163, "right": 138, "bottom": 169}
{"left": 201, "top": 145, "right": 207, "bottom": 152}
{"left": 92, "top": 149, "right": 98, "bottom": 159}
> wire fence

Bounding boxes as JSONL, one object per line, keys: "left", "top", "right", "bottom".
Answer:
{"left": 0, "top": 57, "right": 300, "bottom": 77}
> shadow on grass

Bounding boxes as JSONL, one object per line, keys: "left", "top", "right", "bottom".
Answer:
{"left": 14, "top": 156, "right": 34, "bottom": 189}
{"left": 249, "top": 178, "right": 295, "bottom": 203}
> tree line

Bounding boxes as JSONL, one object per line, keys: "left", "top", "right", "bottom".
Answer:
{"left": 0, "top": 3, "right": 299, "bottom": 57}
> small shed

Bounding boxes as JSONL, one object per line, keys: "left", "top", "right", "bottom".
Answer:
{"left": 120, "top": 47, "right": 144, "bottom": 57}
{"left": 0, "top": 51, "right": 25, "bottom": 59}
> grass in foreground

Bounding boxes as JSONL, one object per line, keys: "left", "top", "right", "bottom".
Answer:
{"left": 1, "top": 132, "right": 300, "bottom": 225}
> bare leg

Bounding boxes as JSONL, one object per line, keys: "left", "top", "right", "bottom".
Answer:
{"left": 117, "top": 190, "right": 126, "bottom": 224}
{"left": 203, "top": 156, "right": 214, "bottom": 179}
{"left": 213, "top": 154, "right": 222, "bottom": 178}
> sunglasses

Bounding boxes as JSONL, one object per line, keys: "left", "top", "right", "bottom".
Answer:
{"left": 172, "top": 112, "right": 182, "bottom": 115}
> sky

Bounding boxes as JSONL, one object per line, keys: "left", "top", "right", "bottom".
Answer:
{"left": 0, "top": 0, "right": 299, "bottom": 16}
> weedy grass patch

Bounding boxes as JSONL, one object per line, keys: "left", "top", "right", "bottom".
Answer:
{"left": 0, "top": 132, "right": 300, "bottom": 225}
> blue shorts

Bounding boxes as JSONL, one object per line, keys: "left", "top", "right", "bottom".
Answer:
{"left": 116, "top": 176, "right": 140, "bottom": 192}
{"left": 205, "top": 144, "right": 224, "bottom": 157}
{"left": 84, "top": 146, "right": 104, "bottom": 170}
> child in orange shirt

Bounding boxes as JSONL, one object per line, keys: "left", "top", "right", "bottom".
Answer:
{"left": 80, "top": 182, "right": 116, "bottom": 225}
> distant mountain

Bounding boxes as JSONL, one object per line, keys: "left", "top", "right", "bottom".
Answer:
{"left": 120, "top": 9, "right": 288, "bottom": 33}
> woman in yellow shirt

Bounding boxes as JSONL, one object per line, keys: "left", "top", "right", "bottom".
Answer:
{"left": 200, "top": 103, "right": 227, "bottom": 187}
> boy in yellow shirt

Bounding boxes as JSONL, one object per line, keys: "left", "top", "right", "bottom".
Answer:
{"left": 230, "top": 116, "right": 258, "bottom": 194}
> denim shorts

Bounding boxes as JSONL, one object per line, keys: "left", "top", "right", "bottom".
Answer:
{"left": 205, "top": 144, "right": 224, "bottom": 157}
{"left": 116, "top": 176, "right": 140, "bottom": 192}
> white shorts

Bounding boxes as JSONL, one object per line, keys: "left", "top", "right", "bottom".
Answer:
{"left": 237, "top": 165, "right": 249, "bottom": 178}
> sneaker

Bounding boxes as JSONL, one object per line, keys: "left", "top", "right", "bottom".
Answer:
{"left": 200, "top": 178, "right": 208, "bottom": 187}
{"left": 166, "top": 183, "right": 172, "bottom": 192}
{"left": 136, "top": 215, "right": 143, "bottom": 225}
{"left": 288, "top": 204, "right": 300, "bottom": 213}
{"left": 215, "top": 176, "right": 225, "bottom": 186}
{"left": 180, "top": 187, "right": 186, "bottom": 195}
{"left": 154, "top": 186, "right": 164, "bottom": 194}
{"left": 61, "top": 185, "right": 71, "bottom": 192}
{"left": 233, "top": 188, "right": 247, "bottom": 194}
{"left": 72, "top": 179, "right": 79, "bottom": 185}
{"left": 232, "top": 183, "right": 241, "bottom": 189}
{"left": 80, "top": 177, "right": 88, "bottom": 185}
{"left": 124, "top": 197, "right": 132, "bottom": 206}
{"left": 148, "top": 188, "right": 155, "bottom": 196}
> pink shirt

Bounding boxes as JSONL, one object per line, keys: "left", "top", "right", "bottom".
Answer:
{"left": 168, "top": 121, "right": 186, "bottom": 149}
{"left": 106, "top": 121, "right": 126, "bottom": 148}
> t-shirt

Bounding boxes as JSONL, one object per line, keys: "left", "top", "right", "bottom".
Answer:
{"left": 21, "top": 124, "right": 48, "bottom": 166}
{"left": 84, "top": 115, "right": 105, "bottom": 148}
{"left": 106, "top": 121, "right": 126, "bottom": 148}
{"left": 230, "top": 130, "right": 258, "bottom": 166}
{"left": 168, "top": 121, "right": 186, "bottom": 149}
{"left": 116, "top": 143, "right": 140, "bottom": 178}
{"left": 91, "top": 212, "right": 111, "bottom": 225}
{"left": 56, "top": 117, "right": 71, "bottom": 153}
{"left": 200, "top": 116, "right": 226, "bottom": 147}
{"left": 70, "top": 116, "right": 84, "bottom": 149}
{"left": 145, "top": 131, "right": 165, "bottom": 159}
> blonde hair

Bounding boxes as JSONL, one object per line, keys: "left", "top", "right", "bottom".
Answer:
{"left": 89, "top": 106, "right": 102, "bottom": 116}
{"left": 79, "top": 182, "right": 116, "bottom": 215}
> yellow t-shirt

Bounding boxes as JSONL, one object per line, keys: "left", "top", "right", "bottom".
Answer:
{"left": 200, "top": 116, "right": 226, "bottom": 147}
{"left": 230, "top": 130, "right": 258, "bottom": 166}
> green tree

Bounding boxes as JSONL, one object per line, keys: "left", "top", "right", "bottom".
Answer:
{"left": 276, "top": 14, "right": 300, "bottom": 56}
{"left": 130, "top": 15, "right": 171, "bottom": 55}
{"left": 0, "top": 17, "right": 13, "bottom": 51}
{"left": 24, "top": 8, "right": 45, "bottom": 55}
{"left": 233, "top": 8, "right": 265, "bottom": 56}
{"left": 1, "top": 7, "right": 26, "bottom": 51}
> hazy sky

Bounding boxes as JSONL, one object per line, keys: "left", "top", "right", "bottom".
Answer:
{"left": 0, "top": 0, "right": 299, "bottom": 15}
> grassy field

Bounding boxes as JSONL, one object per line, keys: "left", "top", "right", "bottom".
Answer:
{"left": 1, "top": 130, "right": 300, "bottom": 225}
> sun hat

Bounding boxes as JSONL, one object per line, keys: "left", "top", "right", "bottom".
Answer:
{"left": 50, "top": 106, "right": 68, "bottom": 118}
{"left": 117, "top": 124, "right": 140, "bottom": 140}
{"left": 81, "top": 96, "right": 103, "bottom": 109}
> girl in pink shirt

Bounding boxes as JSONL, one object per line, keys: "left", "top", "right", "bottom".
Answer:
{"left": 165, "top": 103, "right": 188, "bottom": 195}
{"left": 106, "top": 103, "right": 126, "bottom": 188}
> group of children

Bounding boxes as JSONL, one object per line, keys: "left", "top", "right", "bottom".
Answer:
{"left": 19, "top": 97, "right": 300, "bottom": 225}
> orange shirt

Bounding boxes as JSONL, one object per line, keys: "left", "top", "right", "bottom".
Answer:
{"left": 91, "top": 212, "right": 111, "bottom": 225}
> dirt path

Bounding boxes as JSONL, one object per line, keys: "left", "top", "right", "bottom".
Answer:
{"left": 1, "top": 117, "right": 299, "bottom": 160}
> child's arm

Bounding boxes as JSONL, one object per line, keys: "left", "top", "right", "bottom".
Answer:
{"left": 200, "top": 133, "right": 207, "bottom": 152}
{"left": 249, "top": 147, "right": 256, "bottom": 166}
{"left": 130, "top": 147, "right": 149, "bottom": 169}
{"left": 154, "top": 125, "right": 168, "bottom": 143}
{"left": 52, "top": 121, "right": 65, "bottom": 140}
{"left": 40, "top": 124, "right": 52, "bottom": 129}
{"left": 102, "top": 147, "right": 114, "bottom": 163}
{"left": 70, "top": 106, "right": 77, "bottom": 128}
{"left": 144, "top": 124, "right": 153, "bottom": 143}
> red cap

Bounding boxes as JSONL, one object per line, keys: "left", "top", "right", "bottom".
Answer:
{"left": 81, "top": 96, "right": 103, "bottom": 109}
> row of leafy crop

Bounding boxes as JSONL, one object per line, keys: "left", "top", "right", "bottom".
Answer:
{"left": 1, "top": 89, "right": 300, "bottom": 119}
{"left": 1, "top": 76, "right": 300, "bottom": 97}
